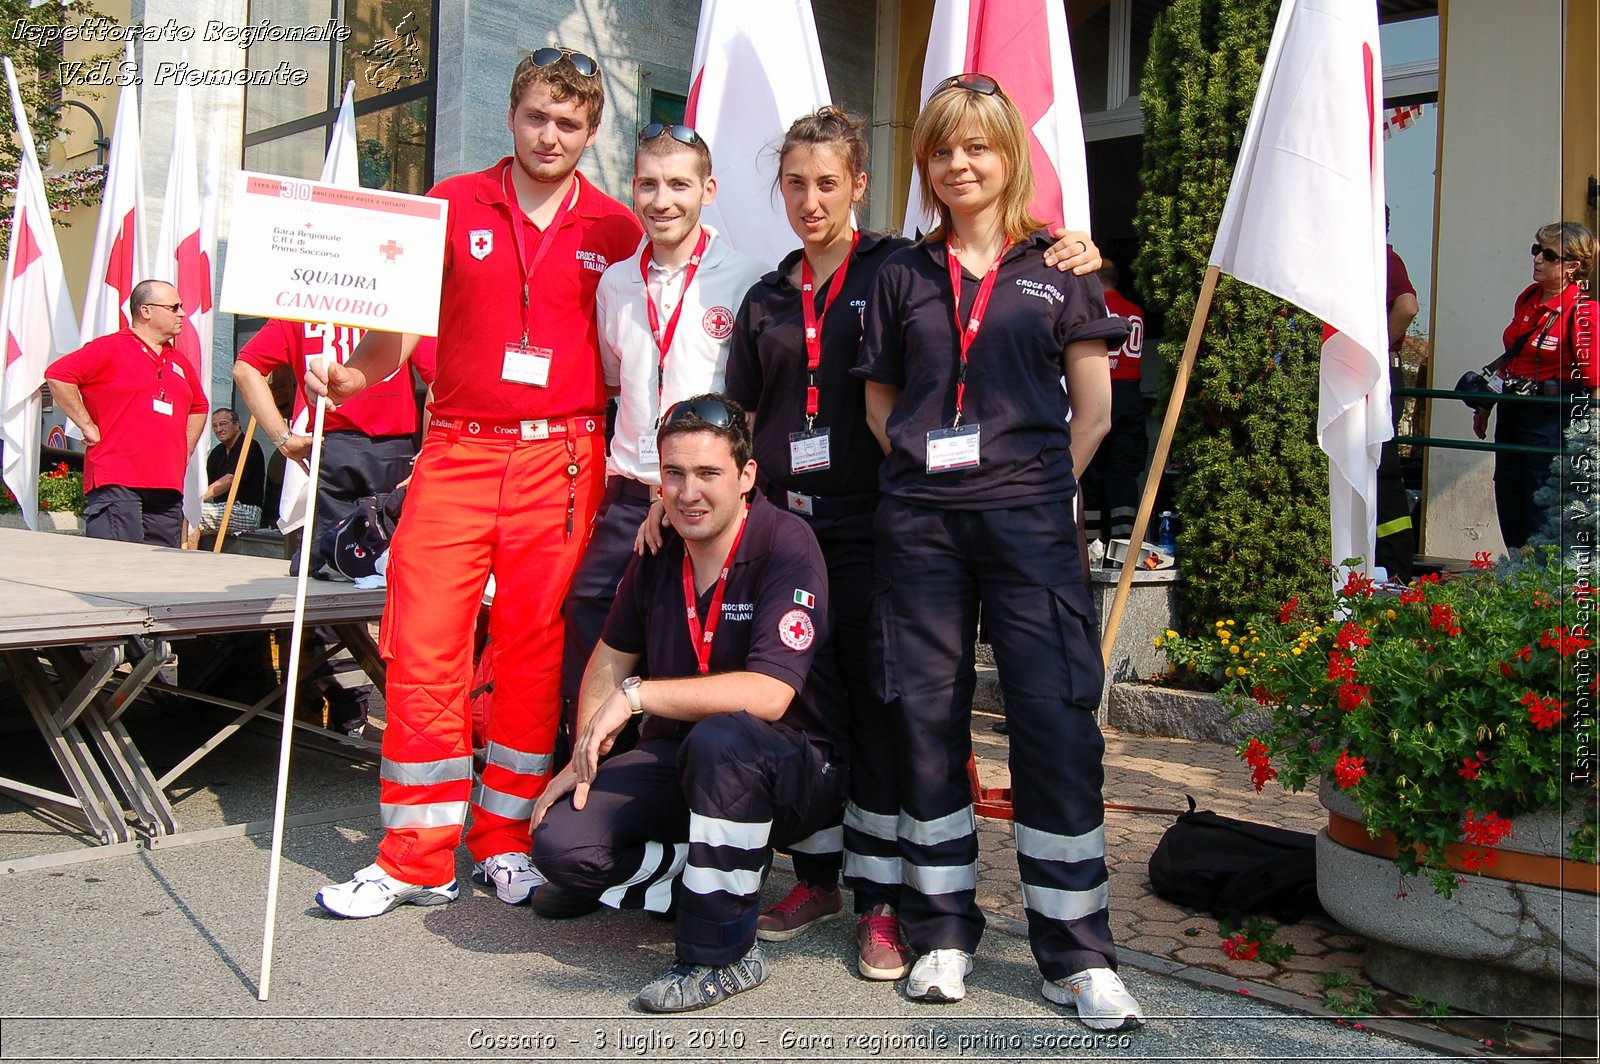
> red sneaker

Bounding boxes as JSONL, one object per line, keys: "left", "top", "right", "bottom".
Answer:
{"left": 755, "top": 882, "right": 842, "bottom": 941}
{"left": 856, "top": 903, "right": 913, "bottom": 980}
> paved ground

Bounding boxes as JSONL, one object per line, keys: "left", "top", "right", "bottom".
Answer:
{"left": 0, "top": 674, "right": 1588, "bottom": 1061}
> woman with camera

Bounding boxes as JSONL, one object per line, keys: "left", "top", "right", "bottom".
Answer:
{"left": 1471, "top": 221, "right": 1596, "bottom": 548}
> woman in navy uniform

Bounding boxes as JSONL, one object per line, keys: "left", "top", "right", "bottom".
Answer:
{"left": 854, "top": 74, "right": 1142, "bottom": 1031}
{"left": 719, "top": 108, "right": 1103, "bottom": 981}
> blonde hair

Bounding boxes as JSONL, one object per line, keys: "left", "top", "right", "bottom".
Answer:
{"left": 911, "top": 79, "right": 1043, "bottom": 243}
{"left": 1537, "top": 221, "right": 1597, "bottom": 286}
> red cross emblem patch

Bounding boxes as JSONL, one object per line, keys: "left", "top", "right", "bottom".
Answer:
{"left": 469, "top": 229, "right": 494, "bottom": 260}
{"left": 778, "top": 608, "right": 814, "bottom": 651}
{"left": 702, "top": 305, "right": 735, "bottom": 339}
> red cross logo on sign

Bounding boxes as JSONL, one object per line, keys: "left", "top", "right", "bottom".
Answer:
{"left": 470, "top": 229, "right": 494, "bottom": 260}
{"left": 778, "top": 609, "right": 814, "bottom": 651}
{"left": 379, "top": 240, "right": 404, "bottom": 262}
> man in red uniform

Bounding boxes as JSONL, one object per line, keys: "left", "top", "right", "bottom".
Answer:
{"left": 311, "top": 48, "right": 642, "bottom": 918}
{"left": 46, "top": 279, "right": 208, "bottom": 547}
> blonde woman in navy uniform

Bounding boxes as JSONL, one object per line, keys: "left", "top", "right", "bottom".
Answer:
{"left": 721, "top": 107, "right": 1104, "bottom": 981}
{"left": 855, "top": 75, "right": 1143, "bottom": 1031}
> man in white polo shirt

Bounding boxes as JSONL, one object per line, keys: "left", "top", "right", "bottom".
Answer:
{"left": 555, "top": 122, "right": 766, "bottom": 763}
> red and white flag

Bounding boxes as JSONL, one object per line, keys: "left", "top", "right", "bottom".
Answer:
{"left": 278, "top": 82, "right": 361, "bottom": 534}
{"left": 1208, "top": 0, "right": 1389, "bottom": 576}
{"left": 684, "top": 0, "right": 833, "bottom": 266}
{"left": 904, "top": 0, "right": 1089, "bottom": 236}
{"left": 1, "top": 58, "right": 79, "bottom": 529}
{"left": 1383, "top": 104, "right": 1424, "bottom": 139}
{"left": 79, "top": 41, "right": 146, "bottom": 344}
{"left": 153, "top": 70, "right": 213, "bottom": 525}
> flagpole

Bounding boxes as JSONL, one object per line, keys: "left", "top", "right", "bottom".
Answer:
{"left": 257, "top": 390, "right": 330, "bottom": 1001}
{"left": 1101, "top": 265, "right": 1219, "bottom": 667}
{"left": 212, "top": 415, "right": 258, "bottom": 550}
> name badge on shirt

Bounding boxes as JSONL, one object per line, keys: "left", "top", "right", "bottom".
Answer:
{"left": 788, "top": 427, "right": 831, "bottom": 474}
{"left": 637, "top": 433, "right": 660, "bottom": 465}
{"left": 152, "top": 398, "right": 174, "bottom": 416}
{"left": 501, "top": 343, "right": 552, "bottom": 387}
{"left": 926, "top": 424, "right": 981, "bottom": 473}
{"left": 785, "top": 490, "right": 815, "bottom": 516}
{"left": 169, "top": 362, "right": 185, "bottom": 379}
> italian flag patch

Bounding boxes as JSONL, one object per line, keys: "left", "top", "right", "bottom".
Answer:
{"left": 793, "top": 589, "right": 815, "bottom": 609}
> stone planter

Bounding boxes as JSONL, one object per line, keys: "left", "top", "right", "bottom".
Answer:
{"left": 1104, "top": 683, "right": 1269, "bottom": 744}
{"left": 1316, "top": 787, "right": 1598, "bottom": 1035}
{"left": 0, "top": 510, "right": 84, "bottom": 535}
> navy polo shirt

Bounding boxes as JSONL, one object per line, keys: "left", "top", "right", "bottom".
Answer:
{"left": 601, "top": 492, "right": 847, "bottom": 753}
{"left": 853, "top": 231, "right": 1128, "bottom": 509}
{"left": 725, "top": 230, "right": 912, "bottom": 499}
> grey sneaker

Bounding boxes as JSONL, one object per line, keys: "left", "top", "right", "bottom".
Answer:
{"left": 1043, "top": 967, "right": 1145, "bottom": 1031}
{"left": 635, "top": 943, "right": 769, "bottom": 1012}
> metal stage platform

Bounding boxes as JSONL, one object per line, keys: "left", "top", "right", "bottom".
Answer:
{"left": 0, "top": 528, "right": 384, "bottom": 854}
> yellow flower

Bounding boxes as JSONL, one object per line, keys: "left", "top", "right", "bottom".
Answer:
{"left": 1224, "top": 666, "right": 1235, "bottom": 677}
{"left": 1229, "top": 644, "right": 1241, "bottom": 655}
{"left": 1385, "top": 609, "right": 1397, "bottom": 621}
{"left": 1165, "top": 629, "right": 1178, "bottom": 640}
{"left": 1236, "top": 666, "right": 1247, "bottom": 676}
{"left": 1152, "top": 637, "right": 1164, "bottom": 648}
{"left": 1291, "top": 647, "right": 1302, "bottom": 656}
{"left": 1225, "top": 619, "right": 1236, "bottom": 627}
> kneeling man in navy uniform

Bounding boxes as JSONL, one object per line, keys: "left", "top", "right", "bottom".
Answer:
{"left": 531, "top": 393, "right": 847, "bottom": 1012}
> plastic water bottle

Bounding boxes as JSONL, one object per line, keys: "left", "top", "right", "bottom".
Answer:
{"left": 1156, "top": 511, "right": 1176, "bottom": 555}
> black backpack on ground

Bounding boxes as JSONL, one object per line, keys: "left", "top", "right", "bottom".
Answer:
{"left": 1146, "top": 795, "right": 1322, "bottom": 924}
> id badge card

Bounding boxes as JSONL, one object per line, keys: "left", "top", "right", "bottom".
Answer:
{"left": 788, "top": 427, "right": 831, "bottom": 474}
{"left": 152, "top": 398, "right": 174, "bottom": 416}
{"left": 637, "top": 433, "right": 660, "bottom": 465}
{"left": 501, "top": 343, "right": 552, "bottom": 387}
{"left": 926, "top": 423, "right": 980, "bottom": 473}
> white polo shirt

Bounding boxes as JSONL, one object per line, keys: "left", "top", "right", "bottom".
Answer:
{"left": 597, "top": 224, "right": 766, "bottom": 484}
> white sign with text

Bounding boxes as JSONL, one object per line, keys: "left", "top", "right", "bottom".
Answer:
{"left": 220, "top": 171, "right": 447, "bottom": 335}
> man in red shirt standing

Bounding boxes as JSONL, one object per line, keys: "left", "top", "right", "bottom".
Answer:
{"left": 310, "top": 48, "right": 642, "bottom": 918}
{"left": 46, "top": 279, "right": 208, "bottom": 547}
{"left": 233, "top": 321, "right": 428, "bottom": 737}
{"left": 1080, "top": 261, "right": 1147, "bottom": 547}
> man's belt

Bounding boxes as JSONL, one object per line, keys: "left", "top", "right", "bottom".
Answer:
{"left": 430, "top": 415, "right": 603, "bottom": 441}
{"left": 609, "top": 476, "right": 658, "bottom": 502}
{"left": 768, "top": 485, "right": 879, "bottom": 519}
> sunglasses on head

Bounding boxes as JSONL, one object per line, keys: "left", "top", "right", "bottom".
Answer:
{"left": 530, "top": 46, "right": 597, "bottom": 77}
{"left": 662, "top": 396, "right": 737, "bottom": 430}
{"left": 932, "top": 72, "right": 1001, "bottom": 99}
{"left": 638, "top": 122, "right": 700, "bottom": 146}
{"left": 1531, "top": 244, "right": 1569, "bottom": 264}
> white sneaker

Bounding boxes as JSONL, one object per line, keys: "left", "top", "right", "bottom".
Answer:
{"left": 906, "top": 949, "right": 973, "bottom": 1002}
{"left": 472, "top": 851, "right": 545, "bottom": 905}
{"left": 1043, "top": 967, "right": 1145, "bottom": 1031}
{"left": 315, "top": 863, "right": 459, "bottom": 919}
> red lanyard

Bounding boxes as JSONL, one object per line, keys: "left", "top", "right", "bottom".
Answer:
{"left": 946, "top": 238, "right": 1009, "bottom": 425}
{"left": 799, "top": 231, "right": 860, "bottom": 426}
{"left": 681, "top": 505, "right": 749, "bottom": 675}
{"left": 503, "top": 166, "right": 580, "bottom": 348}
{"left": 641, "top": 228, "right": 710, "bottom": 412}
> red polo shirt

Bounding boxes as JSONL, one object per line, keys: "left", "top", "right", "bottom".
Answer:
{"left": 1503, "top": 282, "right": 1598, "bottom": 388}
{"left": 46, "top": 329, "right": 208, "bottom": 492}
{"left": 238, "top": 319, "right": 421, "bottom": 437}
{"left": 426, "top": 160, "right": 642, "bottom": 421}
{"left": 1103, "top": 287, "right": 1145, "bottom": 382}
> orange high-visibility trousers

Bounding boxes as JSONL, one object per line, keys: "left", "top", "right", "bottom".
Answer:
{"left": 374, "top": 422, "right": 603, "bottom": 886}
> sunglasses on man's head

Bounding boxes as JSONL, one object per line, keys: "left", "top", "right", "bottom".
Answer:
{"left": 1531, "top": 244, "right": 1570, "bottom": 264}
{"left": 530, "top": 46, "right": 597, "bottom": 77}
{"left": 638, "top": 122, "right": 700, "bottom": 147}
{"left": 662, "top": 397, "right": 738, "bottom": 430}
{"left": 932, "top": 72, "right": 1001, "bottom": 99}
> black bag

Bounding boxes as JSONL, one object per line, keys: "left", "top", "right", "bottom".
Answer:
{"left": 1147, "top": 795, "right": 1322, "bottom": 924}
{"left": 312, "top": 488, "right": 406, "bottom": 581}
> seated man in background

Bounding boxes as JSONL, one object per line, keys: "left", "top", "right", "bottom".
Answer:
{"left": 198, "top": 407, "right": 265, "bottom": 534}
{"left": 531, "top": 395, "right": 847, "bottom": 1013}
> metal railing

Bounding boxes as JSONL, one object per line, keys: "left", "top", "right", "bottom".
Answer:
{"left": 1392, "top": 386, "right": 1576, "bottom": 456}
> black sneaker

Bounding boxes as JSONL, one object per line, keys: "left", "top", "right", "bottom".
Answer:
{"left": 530, "top": 882, "right": 601, "bottom": 919}
{"left": 635, "top": 943, "right": 768, "bottom": 1012}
